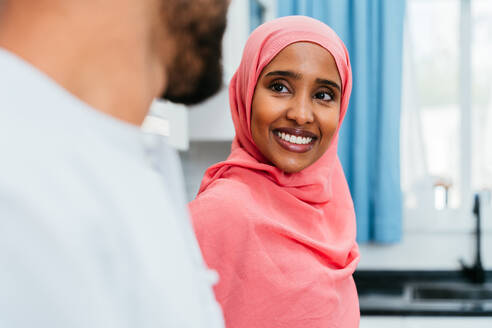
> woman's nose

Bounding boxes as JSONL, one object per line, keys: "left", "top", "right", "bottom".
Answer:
{"left": 286, "top": 94, "right": 314, "bottom": 125}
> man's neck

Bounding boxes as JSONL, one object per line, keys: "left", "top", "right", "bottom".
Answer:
{"left": 0, "top": 1, "right": 168, "bottom": 125}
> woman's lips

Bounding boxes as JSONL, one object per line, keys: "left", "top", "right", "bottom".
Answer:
{"left": 272, "top": 128, "right": 317, "bottom": 153}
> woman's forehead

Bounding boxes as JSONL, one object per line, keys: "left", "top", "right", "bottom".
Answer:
{"left": 258, "top": 42, "right": 342, "bottom": 84}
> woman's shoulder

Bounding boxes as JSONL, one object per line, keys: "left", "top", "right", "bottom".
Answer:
{"left": 188, "top": 173, "right": 260, "bottom": 259}
{"left": 190, "top": 174, "right": 254, "bottom": 217}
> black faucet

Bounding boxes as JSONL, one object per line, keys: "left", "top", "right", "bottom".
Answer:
{"left": 460, "top": 193, "right": 486, "bottom": 284}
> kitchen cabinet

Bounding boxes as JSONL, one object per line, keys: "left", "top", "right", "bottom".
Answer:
{"left": 361, "top": 317, "right": 405, "bottom": 327}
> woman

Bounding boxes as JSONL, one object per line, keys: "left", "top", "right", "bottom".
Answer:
{"left": 189, "top": 16, "right": 360, "bottom": 327}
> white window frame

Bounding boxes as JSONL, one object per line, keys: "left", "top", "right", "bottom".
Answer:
{"left": 403, "top": 0, "right": 492, "bottom": 233}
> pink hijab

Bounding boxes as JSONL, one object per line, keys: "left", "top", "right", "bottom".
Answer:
{"left": 190, "top": 16, "right": 360, "bottom": 328}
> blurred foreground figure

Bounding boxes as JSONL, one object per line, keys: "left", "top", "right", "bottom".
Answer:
{"left": 0, "top": 0, "right": 228, "bottom": 327}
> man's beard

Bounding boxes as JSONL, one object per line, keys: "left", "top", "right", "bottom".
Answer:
{"left": 161, "top": 2, "right": 227, "bottom": 105}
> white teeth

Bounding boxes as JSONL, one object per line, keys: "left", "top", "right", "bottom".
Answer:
{"left": 275, "top": 131, "right": 313, "bottom": 145}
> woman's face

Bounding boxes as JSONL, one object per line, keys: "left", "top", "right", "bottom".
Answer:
{"left": 251, "top": 42, "right": 342, "bottom": 173}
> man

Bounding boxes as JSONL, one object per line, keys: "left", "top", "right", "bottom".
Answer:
{"left": 0, "top": 0, "right": 228, "bottom": 327}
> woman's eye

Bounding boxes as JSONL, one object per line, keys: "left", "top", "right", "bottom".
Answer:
{"left": 270, "top": 83, "right": 288, "bottom": 93}
{"left": 314, "top": 91, "right": 333, "bottom": 101}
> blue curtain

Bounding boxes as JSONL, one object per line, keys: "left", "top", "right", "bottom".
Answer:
{"left": 250, "top": 0, "right": 265, "bottom": 32}
{"left": 278, "top": 0, "right": 405, "bottom": 243}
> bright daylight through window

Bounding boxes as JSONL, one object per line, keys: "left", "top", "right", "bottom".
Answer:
{"left": 401, "top": 0, "right": 492, "bottom": 214}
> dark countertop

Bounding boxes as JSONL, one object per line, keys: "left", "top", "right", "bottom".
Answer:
{"left": 354, "top": 270, "right": 492, "bottom": 316}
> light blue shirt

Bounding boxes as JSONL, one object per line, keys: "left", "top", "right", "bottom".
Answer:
{"left": 0, "top": 49, "right": 224, "bottom": 328}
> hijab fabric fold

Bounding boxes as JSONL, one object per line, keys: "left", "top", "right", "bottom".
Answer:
{"left": 190, "top": 16, "right": 360, "bottom": 328}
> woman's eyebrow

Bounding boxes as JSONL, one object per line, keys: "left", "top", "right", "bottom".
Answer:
{"left": 315, "top": 78, "right": 341, "bottom": 91}
{"left": 265, "top": 70, "right": 301, "bottom": 79}
{"left": 265, "top": 70, "right": 341, "bottom": 92}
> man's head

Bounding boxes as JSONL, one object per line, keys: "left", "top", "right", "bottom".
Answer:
{"left": 0, "top": 0, "right": 229, "bottom": 124}
{"left": 161, "top": 0, "right": 228, "bottom": 105}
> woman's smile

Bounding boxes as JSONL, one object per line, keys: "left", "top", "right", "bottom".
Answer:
{"left": 272, "top": 127, "right": 317, "bottom": 152}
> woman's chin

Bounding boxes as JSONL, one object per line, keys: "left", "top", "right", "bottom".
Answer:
{"left": 273, "top": 160, "right": 308, "bottom": 174}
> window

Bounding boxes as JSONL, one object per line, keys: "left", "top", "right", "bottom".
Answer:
{"left": 402, "top": 0, "right": 492, "bottom": 222}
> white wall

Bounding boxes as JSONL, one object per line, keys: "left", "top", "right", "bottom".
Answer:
{"left": 187, "top": 87, "right": 235, "bottom": 141}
